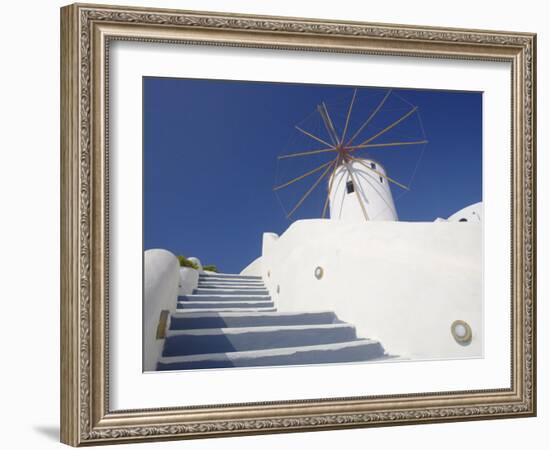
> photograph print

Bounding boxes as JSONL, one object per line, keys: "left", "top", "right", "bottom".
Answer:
{"left": 143, "top": 77, "right": 482, "bottom": 372}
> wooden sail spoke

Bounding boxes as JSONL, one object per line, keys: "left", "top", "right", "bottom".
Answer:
{"left": 287, "top": 160, "right": 336, "bottom": 218}
{"left": 318, "top": 102, "right": 340, "bottom": 145}
{"left": 357, "top": 106, "right": 418, "bottom": 147}
{"left": 340, "top": 88, "right": 357, "bottom": 144}
{"left": 346, "top": 89, "right": 392, "bottom": 146}
{"left": 295, "top": 125, "right": 335, "bottom": 148}
{"left": 274, "top": 160, "right": 335, "bottom": 191}
{"left": 347, "top": 139, "right": 428, "bottom": 151}
{"left": 345, "top": 164, "right": 369, "bottom": 221}
{"left": 278, "top": 147, "right": 336, "bottom": 159}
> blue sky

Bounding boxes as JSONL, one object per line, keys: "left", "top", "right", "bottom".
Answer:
{"left": 143, "top": 77, "right": 482, "bottom": 273}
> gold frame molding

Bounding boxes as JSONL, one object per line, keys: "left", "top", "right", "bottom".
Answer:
{"left": 60, "top": 3, "right": 537, "bottom": 446}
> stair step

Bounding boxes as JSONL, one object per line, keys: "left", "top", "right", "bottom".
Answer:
{"left": 199, "top": 277, "right": 264, "bottom": 282}
{"left": 199, "top": 280, "right": 264, "bottom": 286}
{"left": 158, "top": 339, "right": 386, "bottom": 370}
{"left": 198, "top": 278, "right": 263, "bottom": 284}
{"left": 200, "top": 273, "right": 261, "bottom": 280}
{"left": 193, "top": 288, "right": 269, "bottom": 295}
{"left": 162, "top": 323, "right": 357, "bottom": 357}
{"left": 199, "top": 278, "right": 264, "bottom": 282}
{"left": 177, "top": 300, "right": 275, "bottom": 310}
{"left": 170, "top": 310, "right": 339, "bottom": 330}
{"left": 197, "top": 280, "right": 262, "bottom": 286}
{"left": 197, "top": 282, "right": 265, "bottom": 288}
{"left": 179, "top": 307, "right": 277, "bottom": 314}
{"left": 198, "top": 278, "right": 262, "bottom": 284}
{"left": 197, "top": 285, "right": 266, "bottom": 291}
{"left": 179, "top": 294, "right": 271, "bottom": 302}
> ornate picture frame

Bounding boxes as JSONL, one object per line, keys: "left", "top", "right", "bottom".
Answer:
{"left": 60, "top": 3, "right": 536, "bottom": 446}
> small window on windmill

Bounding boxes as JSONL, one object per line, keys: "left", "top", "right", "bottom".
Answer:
{"left": 379, "top": 176, "right": 384, "bottom": 183}
{"left": 346, "top": 180, "right": 354, "bottom": 194}
{"left": 370, "top": 162, "right": 376, "bottom": 169}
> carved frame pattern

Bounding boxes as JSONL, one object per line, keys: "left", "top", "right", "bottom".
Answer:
{"left": 60, "top": 3, "right": 536, "bottom": 446}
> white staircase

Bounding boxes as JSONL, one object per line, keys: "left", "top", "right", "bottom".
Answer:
{"left": 157, "top": 272, "right": 386, "bottom": 370}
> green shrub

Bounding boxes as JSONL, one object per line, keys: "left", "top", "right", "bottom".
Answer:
{"left": 177, "top": 255, "right": 198, "bottom": 270}
{"left": 203, "top": 264, "right": 218, "bottom": 273}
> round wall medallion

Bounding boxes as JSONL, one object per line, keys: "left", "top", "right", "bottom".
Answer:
{"left": 314, "top": 266, "right": 324, "bottom": 280}
{"left": 451, "top": 320, "right": 472, "bottom": 345}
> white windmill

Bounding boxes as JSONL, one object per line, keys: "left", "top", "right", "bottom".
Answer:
{"left": 274, "top": 88, "right": 427, "bottom": 222}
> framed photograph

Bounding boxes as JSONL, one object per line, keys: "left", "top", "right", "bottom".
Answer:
{"left": 60, "top": 3, "right": 536, "bottom": 446}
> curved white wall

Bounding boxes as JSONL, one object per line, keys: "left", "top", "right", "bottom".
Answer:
{"left": 143, "top": 249, "right": 180, "bottom": 371}
{"left": 260, "top": 219, "right": 482, "bottom": 360}
{"left": 179, "top": 266, "right": 199, "bottom": 295}
{"left": 329, "top": 159, "right": 397, "bottom": 222}
{"left": 447, "top": 202, "right": 483, "bottom": 223}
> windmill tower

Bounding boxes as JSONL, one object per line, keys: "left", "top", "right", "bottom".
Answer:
{"left": 274, "top": 88, "right": 426, "bottom": 222}
{"left": 329, "top": 159, "right": 397, "bottom": 222}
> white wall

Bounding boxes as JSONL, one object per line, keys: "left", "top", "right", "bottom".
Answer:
{"left": 179, "top": 266, "right": 200, "bottom": 295}
{"left": 143, "top": 249, "right": 180, "bottom": 371}
{"left": 0, "top": 1, "right": 546, "bottom": 449}
{"left": 260, "top": 219, "right": 482, "bottom": 359}
{"left": 241, "top": 256, "right": 263, "bottom": 276}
